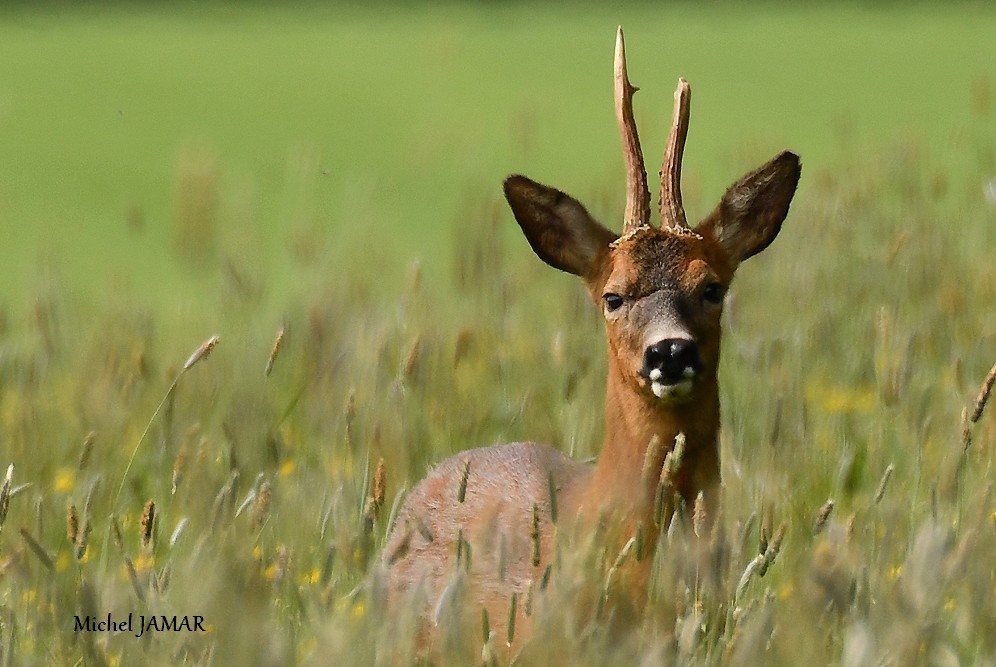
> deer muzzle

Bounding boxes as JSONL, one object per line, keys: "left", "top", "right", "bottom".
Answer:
{"left": 642, "top": 338, "right": 702, "bottom": 400}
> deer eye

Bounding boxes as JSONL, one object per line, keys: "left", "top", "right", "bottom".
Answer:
{"left": 603, "top": 293, "right": 624, "bottom": 312}
{"left": 702, "top": 283, "right": 725, "bottom": 305}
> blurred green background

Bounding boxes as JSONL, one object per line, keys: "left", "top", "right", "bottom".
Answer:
{"left": 0, "top": 4, "right": 994, "bottom": 665}
{"left": 1, "top": 2, "right": 993, "bottom": 315}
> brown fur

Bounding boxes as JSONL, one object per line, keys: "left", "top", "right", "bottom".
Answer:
{"left": 382, "top": 83, "right": 800, "bottom": 656}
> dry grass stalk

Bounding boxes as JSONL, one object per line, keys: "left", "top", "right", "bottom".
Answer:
{"left": 210, "top": 473, "right": 238, "bottom": 533}
{"left": 344, "top": 390, "right": 356, "bottom": 446}
{"left": 110, "top": 515, "right": 125, "bottom": 553}
{"left": 115, "top": 334, "right": 221, "bottom": 509}
{"left": 402, "top": 335, "right": 422, "bottom": 381}
{"left": 736, "top": 523, "right": 786, "bottom": 602}
{"left": 506, "top": 591, "right": 518, "bottom": 647}
{"left": 661, "top": 432, "right": 687, "bottom": 489}
{"left": 457, "top": 459, "right": 470, "bottom": 503}
{"left": 604, "top": 536, "right": 637, "bottom": 597}
{"left": 265, "top": 325, "right": 286, "bottom": 377}
{"left": 63, "top": 500, "right": 90, "bottom": 560}
{"left": 107, "top": 514, "right": 145, "bottom": 598}
{"left": 481, "top": 607, "right": 491, "bottom": 645}
{"left": 693, "top": 491, "right": 707, "bottom": 538}
{"left": 173, "top": 148, "right": 219, "bottom": 265}
{"left": 273, "top": 545, "right": 289, "bottom": 589}
{"left": 169, "top": 517, "right": 188, "bottom": 546}
{"left": 373, "top": 457, "right": 386, "bottom": 509}
{"left": 172, "top": 442, "right": 188, "bottom": 495}
{"left": 813, "top": 499, "right": 835, "bottom": 535}
{"left": 386, "top": 530, "right": 411, "bottom": 566}
{"left": 18, "top": 527, "right": 54, "bottom": 571}
{"left": 253, "top": 480, "right": 272, "bottom": 529}
{"left": 530, "top": 504, "right": 541, "bottom": 567}
{"left": 414, "top": 514, "right": 434, "bottom": 543}
{"left": 66, "top": 504, "right": 79, "bottom": 546}
{"left": 110, "top": 513, "right": 145, "bottom": 600}
{"left": 158, "top": 563, "right": 172, "bottom": 593}
{"left": 874, "top": 464, "right": 895, "bottom": 504}
{"left": 641, "top": 435, "right": 663, "bottom": 485}
{"left": 547, "top": 471, "right": 559, "bottom": 524}
{"left": 78, "top": 432, "right": 96, "bottom": 470}
{"left": 122, "top": 556, "right": 145, "bottom": 602}
{"left": 456, "top": 529, "right": 473, "bottom": 571}
{"left": 183, "top": 335, "right": 220, "bottom": 371}
{"left": 540, "top": 564, "right": 552, "bottom": 591}
{"left": 453, "top": 327, "right": 474, "bottom": 367}
{"left": 757, "top": 524, "right": 785, "bottom": 577}
{"left": 0, "top": 464, "right": 12, "bottom": 533}
{"left": 960, "top": 406, "right": 972, "bottom": 453}
{"left": 75, "top": 516, "right": 91, "bottom": 561}
{"left": 140, "top": 499, "right": 156, "bottom": 549}
{"left": 970, "top": 363, "right": 995, "bottom": 423}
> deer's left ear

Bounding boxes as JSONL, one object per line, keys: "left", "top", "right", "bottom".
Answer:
{"left": 696, "top": 151, "right": 801, "bottom": 266}
{"left": 504, "top": 175, "right": 618, "bottom": 278}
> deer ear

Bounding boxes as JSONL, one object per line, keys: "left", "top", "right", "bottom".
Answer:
{"left": 696, "top": 151, "right": 801, "bottom": 266}
{"left": 503, "top": 175, "right": 618, "bottom": 277}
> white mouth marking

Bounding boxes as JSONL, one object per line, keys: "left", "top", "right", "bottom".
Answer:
{"left": 651, "top": 378, "right": 693, "bottom": 399}
{"left": 649, "top": 368, "right": 663, "bottom": 381}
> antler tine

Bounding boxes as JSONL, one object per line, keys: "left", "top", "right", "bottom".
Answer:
{"left": 614, "top": 27, "right": 651, "bottom": 234}
{"left": 659, "top": 78, "right": 691, "bottom": 229}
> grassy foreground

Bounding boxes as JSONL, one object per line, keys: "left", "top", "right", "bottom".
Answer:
{"left": 0, "top": 4, "right": 995, "bottom": 666}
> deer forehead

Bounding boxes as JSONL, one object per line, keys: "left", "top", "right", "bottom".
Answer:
{"left": 602, "top": 227, "right": 731, "bottom": 295}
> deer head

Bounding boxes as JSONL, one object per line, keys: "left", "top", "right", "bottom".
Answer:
{"left": 503, "top": 27, "right": 800, "bottom": 511}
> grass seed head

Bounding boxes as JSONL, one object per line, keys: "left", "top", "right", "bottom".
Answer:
{"left": 19, "top": 527, "right": 54, "bottom": 571}
{"left": 265, "top": 325, "right": 286, "bottom": 377}
{"left": 970, "top": 362, "right": 996, "bottom": 423}
{"left": 141, "top": 499, "right": 156, "bottom": 549}
{"left": 111, "top": 514, "right": 125, "bottom": 553}
{"left": 172, "top": 443, "right": 188, "bottom": 495}
{"left": 457, "top": 459, "right": 470, "bottom": 503}
{"left": 373, "top": 457, "right": 386, "bottom": 509}
{"left": 66, "top": 504, "right": 79, "bottom": 545}
{"left": 661, "top": 432, "right": 687, "bottom": 489}
{"left": 183, "top": 334, "right": 220, "bottom": 371}
{"left": 531, "top": 503, "right": 541, "bottom": 567}
{"left": 0, "top": 464, "right": 12, "bottom": 531}
{"left": 960, "top": 406, "right": 972, "bottom": 452}
{"left": 78, "top": 432, "right": 96, "bottom": 470}
{"left": 814, "top": 499, "right": 835, "bottom": 535}
{"left": 506, "top": 591, "right": 518, "bottom": 647}
{"left": 693, "top": 491, "right": 707, "bottom": 538}
{"left": 874, "top": 464, "right": 895, "bottom": 504}
{"left": 641, "top": 435, "right": 663, "bottom": 485}
{"left": 253, "top": 480, "right": 272, "bottom": 529}
{"left": 76, "top": 515, "right": 91, "bottom": 560}
{"left": 547, "top": 471, "right": 559, "bottom": 524}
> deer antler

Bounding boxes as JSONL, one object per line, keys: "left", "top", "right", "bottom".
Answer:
{"left": 614, "top": 27, "right": 651, "bottom": 234}
{"left": 659, "top": 78, "right": 691, "bottom": 228}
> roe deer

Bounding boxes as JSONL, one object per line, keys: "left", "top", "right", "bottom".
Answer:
{"left": 383, "top": 27, "right": 800, "bottom": 647}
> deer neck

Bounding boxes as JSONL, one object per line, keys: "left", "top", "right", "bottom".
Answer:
{"left": 584, "top": 354, "right": 721, "bottom": 524}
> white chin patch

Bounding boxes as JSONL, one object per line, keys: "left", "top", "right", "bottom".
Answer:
{"left": 651, "top": 378, "right": 693, "bottom": 400}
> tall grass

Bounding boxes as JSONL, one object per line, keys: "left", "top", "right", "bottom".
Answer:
{"left": 0, "top": 131, "right": 993, "bottom": 664}
{"left": 0, "top": 4, "right": 994, "bottom": 666}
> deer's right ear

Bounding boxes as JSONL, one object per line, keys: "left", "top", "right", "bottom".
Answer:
{"left": 503, "top": 175, "right": 618, "bottom": 277}
{"left": 696, "top": 152, "right": 801, "bottom": 266}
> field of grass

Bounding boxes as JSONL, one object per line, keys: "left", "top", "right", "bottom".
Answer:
{"left": 0, "top": 3, "right": 994, "bottom": 665}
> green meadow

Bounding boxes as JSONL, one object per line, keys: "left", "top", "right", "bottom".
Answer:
{"left": 0, "top": 3, "right": 994, "bottom": 665}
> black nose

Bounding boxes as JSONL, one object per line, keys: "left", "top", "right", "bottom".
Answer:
{"left": 643, "top": 339, "right": 702, "bottom": 384}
